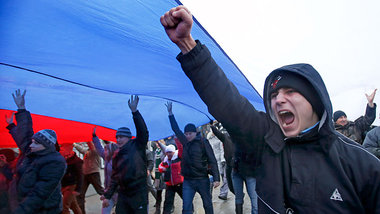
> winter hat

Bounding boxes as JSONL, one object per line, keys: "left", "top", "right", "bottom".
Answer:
{"left": 333, "top": 110, "right": 346, "bottom": 122}
{"left": 184, "top": 123, "right": 197, "bottom": 133}
{"left": 116, "top": 127, "right": 132, "bottom": 138}
{"left": 268, "top": 72, "right": 324, "bottom": 118}
{"left": 165, "top": 145, "right": 176, "bottom": 153}
{"left": 32, "top": 129, "right": 57, "bottom": 147}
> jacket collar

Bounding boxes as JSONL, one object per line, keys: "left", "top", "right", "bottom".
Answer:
{"left": 265, "top": 120, "right": 334, "bottom": 154}
{"left": 163, "top": 150, "right": 179, "bottom": 163}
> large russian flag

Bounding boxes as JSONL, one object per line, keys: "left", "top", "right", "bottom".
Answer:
{"left": 0, "top": 0, "right": 264, "bottom": 148}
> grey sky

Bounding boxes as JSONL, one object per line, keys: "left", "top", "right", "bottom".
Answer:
{"left": 182, "top": 0, "right": 379, "bottom": 125}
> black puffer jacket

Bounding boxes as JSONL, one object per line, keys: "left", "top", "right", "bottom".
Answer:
{"left": 177, "top": 41, "right": 380, "bottom": 213}
{"left": 334, "top": 104, "right": 376, "bottom": 144}
{"left": 9, "top": 110, "right": 66, "bottom": 214}
{"left": 169, "top": 115, "right": 220, "bottom": 181}
{"left": 104, "top": 110, "right": 149, "bottom": 201}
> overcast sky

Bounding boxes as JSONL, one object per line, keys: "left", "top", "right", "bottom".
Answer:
{"left": 181, "top": 0, "right": 379, "bottom": 125}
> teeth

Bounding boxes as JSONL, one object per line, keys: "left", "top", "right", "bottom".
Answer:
{"left": 278, "top": 110, "right": 289, "bottom": 115}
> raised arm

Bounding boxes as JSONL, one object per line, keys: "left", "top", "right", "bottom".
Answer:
{"left": 357, "top": 89, "right": 378, "bottom": 130}
{"left": 73, "top": 143, "right": 87, "bottom": 154}
{"left": 92, "top": 127, "right": 105, "bottom": 159}
{"left": 9, "top": 89, "right": 34, "bottom": 153}
{"left": 211, "top": 125, "right": 234, "bottom": 168}
{"left": 5, "top": 112, "right": 19, "bottom": 145}
{"left": 157, "top": 139, "right": 167, "bottom": 152}
{"left": 161, "top": 7, "right": 270, "bottom": 148}
{"left": 166, "top": 101, "right": 187, "bottom": 145}
{"left": 354, "top": 90, "right": 377, "bottom": 134}
{"left": 366, "top": 89, "right": 377, "bottom": 108}
{"left": 160, "top": 6, "right": 196, "bottom": 54}
{"left": 129, "top": 95, "right": 149, "bottom": 149}
{"left": 210, "top": 125, "right": 226, "bottom": 142}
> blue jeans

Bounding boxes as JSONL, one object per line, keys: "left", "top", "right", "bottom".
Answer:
{"left": 182, "top": 178, "right": 213, "bottom": 214}
{"left": 232, "top": 171, "right": 258, "bottom": 214}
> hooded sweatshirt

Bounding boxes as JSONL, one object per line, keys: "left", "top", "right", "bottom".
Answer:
{"left": 176, "top": 40, "right": 380, "bottom": 214}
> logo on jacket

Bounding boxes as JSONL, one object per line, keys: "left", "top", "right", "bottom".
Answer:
{"left": 330, "top": 188, "right": 343, "bottom": 201}
{"left": 285, "top": 208, "right": 294, "bottom": 214}
{"left": 271, "top": 75, "right": 282, "bottom": 89}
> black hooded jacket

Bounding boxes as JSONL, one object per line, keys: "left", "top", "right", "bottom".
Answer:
{"left": 176, "top": 41, "right": 380, "bottom": 213}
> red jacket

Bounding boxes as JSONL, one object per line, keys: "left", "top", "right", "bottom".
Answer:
{"left": 158, "top": 139, "right": 183, "bottom": 186}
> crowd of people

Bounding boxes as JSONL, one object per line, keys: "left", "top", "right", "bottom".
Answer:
{"left": 0, "top": 5, "right": 380, "bottom": 214}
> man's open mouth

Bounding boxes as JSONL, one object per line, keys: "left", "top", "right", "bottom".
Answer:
{"left": 278, "top": 110, "right": 294, "bottom": 126}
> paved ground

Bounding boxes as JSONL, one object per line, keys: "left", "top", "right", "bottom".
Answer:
{"left": 83, "top": 180, "right": 252, "bottom": 214}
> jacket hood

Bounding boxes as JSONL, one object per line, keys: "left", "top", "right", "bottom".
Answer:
{"left": 263, "top": 63, "right": 334, "bottom": 133}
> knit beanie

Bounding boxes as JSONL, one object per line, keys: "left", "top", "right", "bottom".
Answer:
{"left": 116, "top": 127, "right": 132, "bottom": 138}
{"left": 333, "top": 110, "right": 346, "bottom": 122}
{"left": 165, "top": 145, "right": 176, "bottom": 153}
{"left": 32, "top": 129, "right": 57, "bottom": 147}
{"left": 184, "top": 123, "right": 197, "bottom": 133}
{"left": 268, "top": 72, "right": 324, "bottom": 118}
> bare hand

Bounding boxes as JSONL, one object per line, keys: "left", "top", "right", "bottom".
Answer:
{"left": 12, "top": 89, "right": 26, "bottom": 109}
{"left": 5, "top": 112, "right": 15, "bottom": 125}
{"left": 165, "top": 101, "right": 173, "bottom": 115}
{"left": 128, "top": 95, "right": 139, "bottom": 112}
{"left": 213, "top": 181, "right": 220, "bottom": 188}
{"left": 160, "top": 6, "right": 196, "bottom": 54}
{"left": 102, "top": 199, "right": 110, "bottom": 208}
{"left": 366, "top": 89, "right": 377, "bottom": 108}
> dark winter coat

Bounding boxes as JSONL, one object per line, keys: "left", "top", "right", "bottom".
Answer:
{"left": 334, "top": 104, "right": 376, "bottom": 144}
{"left": 363, "top": 126, "right": 380, "bottom": 158}
{"left": 104, "top": 110, "right": 149, "bottom": 204}
{"left": 177, "top": 41, "right": 380, "bottom": 213}
{"left": 61, "top": 154, "right": 83, "bottom": 193}
{"left": 8, "top": 110, "right": 66, "bottom": 214}
{"left": 169, "top": 115, "right": 220, "bottom": 181}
